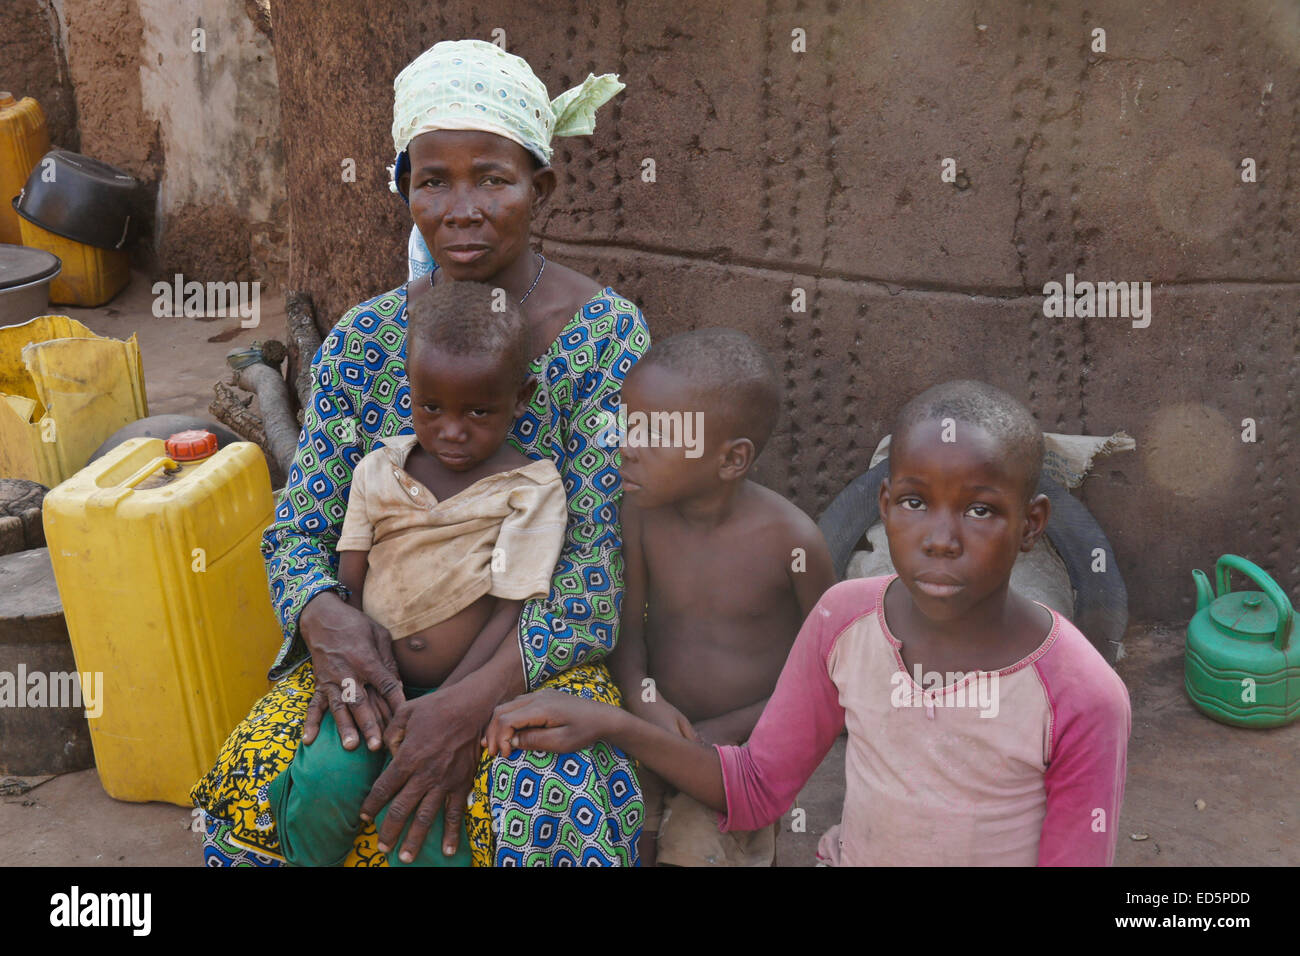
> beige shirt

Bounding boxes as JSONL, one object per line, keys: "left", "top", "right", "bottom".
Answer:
{"left": 337, "top": 434, "right": 567, "bottom": 640}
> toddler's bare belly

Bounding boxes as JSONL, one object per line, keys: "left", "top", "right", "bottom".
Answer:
{"left": 392, "top": 595, "right": 494, "bottom": 688}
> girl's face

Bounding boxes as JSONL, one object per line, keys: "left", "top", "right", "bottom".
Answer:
{"left": 407, "top": 343, "right": 532, "bottom": 472}
{"left": 403, "top": 130, "right": 555, "bottom": 282}
{"left": 879, "top": 419, "right": 1048, "bottom": 625}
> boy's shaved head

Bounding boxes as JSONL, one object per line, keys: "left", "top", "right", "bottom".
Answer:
{"left": 636, "top": 328, "right": 781, "bottom": 454}
{"left": 407, "top": 280, "right": 532, "bottom": 381}
{"left": 893, "top": 380, "right": 1044, "bottom": 499}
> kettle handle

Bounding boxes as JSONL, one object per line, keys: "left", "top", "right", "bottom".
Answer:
{"left": 1214, "top": 555, "right": 1294, "bottom": 651}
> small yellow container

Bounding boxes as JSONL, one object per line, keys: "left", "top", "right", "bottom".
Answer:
{"left": 0, "top": 314, "right": 147, "bottom": 486}
{"left": 42, "top": 435, "right": 283, "bottom": 806}
{"left": 0, "top": 93, "right": 49, "bottom": 246}
{"left": 15, "top": 214, "right": 129, "bottom": 307}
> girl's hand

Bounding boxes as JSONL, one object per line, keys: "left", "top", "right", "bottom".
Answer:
{"left": 482, "top": 688, "right": 622, "bottom": 756}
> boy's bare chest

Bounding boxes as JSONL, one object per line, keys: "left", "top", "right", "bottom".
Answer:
{"left": 640, "top": 520, "right": 791, "bottom": 616}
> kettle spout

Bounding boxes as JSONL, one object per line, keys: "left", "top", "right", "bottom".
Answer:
{"left": 1193, "top": 569, "right": 1214, "bottom": 611}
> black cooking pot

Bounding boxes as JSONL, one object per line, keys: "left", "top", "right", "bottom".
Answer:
{"left": 12, "top": 149, "right": 136, "bottom": 250}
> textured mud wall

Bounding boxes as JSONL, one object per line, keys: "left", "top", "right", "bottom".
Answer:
{"left": 135, "top": 0, "right": 287, "bottom": 286}
{"left": 0, "top": 0, "right": 78, "bottom": 151}
{"left": 273, "top": 0, "right": 1300, "bottom": 624}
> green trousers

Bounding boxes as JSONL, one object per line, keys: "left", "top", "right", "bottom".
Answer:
{"left": 268, "top": 685, "right": 473, "bottom": 867}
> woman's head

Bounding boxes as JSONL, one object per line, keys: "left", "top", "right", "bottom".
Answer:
{"left": 403, "top": 128, "right": 554, "bottom": 283}
{"left": 390, "top": 39, "right": 624, "bottom": 278}
{"left": 406, "top": 280, "right": 536, "bottom": 471}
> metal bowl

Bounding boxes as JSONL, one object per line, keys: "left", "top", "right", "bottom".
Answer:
{"left": 0, "top": 244, "right": 61, "bottom": 326}
{"left": 12, "top": 150, "right": 136, "bottom": 250}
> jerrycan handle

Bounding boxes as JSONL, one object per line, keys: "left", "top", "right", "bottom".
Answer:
{"left": 123, "top": 456, "right": 179, "bottom": 489}
{"left": 90, "top": 456, "right": 180, "bottom": 510}
{"left": 1215, "top": 554, "right": 1294, "bottom": 651}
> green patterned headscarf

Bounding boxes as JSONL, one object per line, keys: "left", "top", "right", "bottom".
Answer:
{"left": 389, "top": 38, "right": 624, "bottom": 196}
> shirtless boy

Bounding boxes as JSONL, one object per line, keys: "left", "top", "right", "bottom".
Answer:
{"left": 610, "top": 328, "right": 836, "bottom": 865}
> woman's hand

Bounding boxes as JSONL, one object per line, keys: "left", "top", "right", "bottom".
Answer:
{"left": 299, "top": 590, "right": 406, "bottom": 752}
{"left": 358, "top": 684, "right": 486, "bottom": 863}
{"left": 483, "top": 688, "right": 624, "bottom": 757}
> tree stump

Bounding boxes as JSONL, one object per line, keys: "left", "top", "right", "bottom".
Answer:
{"left": 0, "top": 548, "right": 95, "bottom": 775}
{"left": 0, "top": 479, "right": 48, "bottom": 557}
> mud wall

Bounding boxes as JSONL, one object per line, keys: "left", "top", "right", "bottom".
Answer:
{"left": 1, "top": 1, "right": 78, "bottom": 151}
{"left": 273, "top": 0, "right": 1300, "bottom": 625}
{"left": 4, "top": 0, "right": 287, "bottom": 287}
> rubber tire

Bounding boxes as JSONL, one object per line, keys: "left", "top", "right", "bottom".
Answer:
{"left": 817, "top": 460, "right": 1129, "bottom": 664}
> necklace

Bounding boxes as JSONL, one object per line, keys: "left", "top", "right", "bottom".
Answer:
{"left": 429, "top": 252, "right": 546, "bottom": 304}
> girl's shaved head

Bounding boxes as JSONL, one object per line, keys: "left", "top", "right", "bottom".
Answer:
{"left": 893, "top": 380, "right": 1044, "bottom": 499}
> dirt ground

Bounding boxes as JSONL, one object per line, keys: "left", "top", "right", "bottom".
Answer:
{"left": 1, "top": 277, "right": 1294, "bottom": 866}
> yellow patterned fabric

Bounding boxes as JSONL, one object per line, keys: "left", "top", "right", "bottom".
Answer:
{"left": 191, "top": 660, "right": 624, "bottom": 868}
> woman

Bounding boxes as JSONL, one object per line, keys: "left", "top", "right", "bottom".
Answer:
{"left": 192, "top": 39, "right": 649, "bottom": 866}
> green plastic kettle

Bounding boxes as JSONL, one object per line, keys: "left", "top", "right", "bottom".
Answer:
{"left": 1184, "top": 555, "right": 1298, "bottom": 728}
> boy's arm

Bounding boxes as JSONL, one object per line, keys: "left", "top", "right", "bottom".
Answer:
{"left": 337, "top": 551, "right": 368, "bottom": 611}
{"left": 607, "top": 497, "right": 646, "bottom": 695}
{"left": 692, "top": 517, "right": 838, "bottom": 746}
{"left": 788, "top": 518, "right": 839, "bottom": 620}
{"left": 608, "top": 499, "right": 696, "bottom": 739}
{"left": 487, "top": 689, "right": 728, "bottom": 811}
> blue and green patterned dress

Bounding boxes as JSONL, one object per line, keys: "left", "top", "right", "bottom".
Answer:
{"left": 191, "top": 277, "right": 650, "bottom": 866}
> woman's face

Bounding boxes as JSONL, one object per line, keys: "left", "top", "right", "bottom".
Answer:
{"left": 403, "top": 130, "right": 554, "bottom": 282}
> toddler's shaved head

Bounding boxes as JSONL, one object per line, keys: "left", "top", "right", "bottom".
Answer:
{"left": 635, "top": 328, "right": 781, "bottom": 454}
{"left": 407, "top": 280, "right": 532, "bottom": 381}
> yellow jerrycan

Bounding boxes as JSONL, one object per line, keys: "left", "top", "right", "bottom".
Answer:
{"left": 0, "top": 93, "right": 50, "bottom": 246}
{"left": 42, "top": 430, "right": 283, "bottom": 806}
{"left": 0, "top": 314, "right": 147, "bottom": 486}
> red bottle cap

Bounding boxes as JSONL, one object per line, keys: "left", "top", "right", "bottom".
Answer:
{"left": 165, "top": 429, "right": 218, "bottom": 461}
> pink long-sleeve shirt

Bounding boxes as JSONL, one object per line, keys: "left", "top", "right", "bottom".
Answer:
{"left": 715, "top": 575, "right": 1131, "bottom": 866}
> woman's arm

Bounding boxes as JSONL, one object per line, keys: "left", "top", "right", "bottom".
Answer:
{"left": 261, "top": 306, "right": 374, "bottom": 677}
{"left": 515, "top": 294, "right": 651, "bottom": 689}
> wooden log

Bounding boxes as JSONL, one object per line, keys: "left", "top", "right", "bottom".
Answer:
{"left": 259, "top": 338, "right": 287, "bottom": 369}
{"left": 0, "top": 479, "right": 47, "bottom": 554}
{"left": 285, "top": 290, "right": 323, "bottom": 415}
{"left": 209, "top": 380, "right": 266, "bottom": 445}
{"left": 0, "top": 516, "right": 22, "bottom": 558}
{"left": 229, "top": 360, "right": 299, "bottom": 476}
{"left": 209, "top": 380, "right": 288, "bottom": 489}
